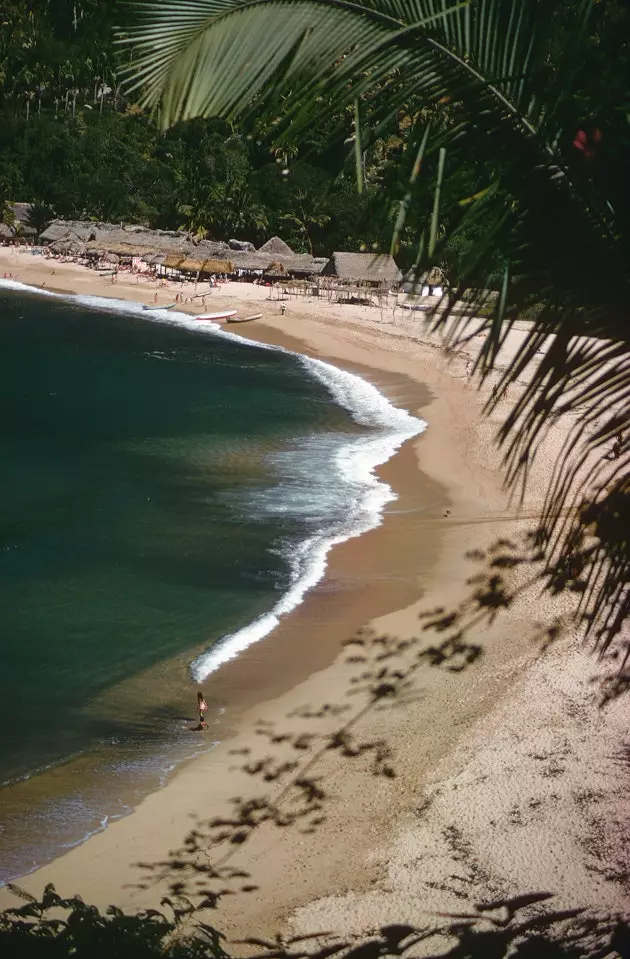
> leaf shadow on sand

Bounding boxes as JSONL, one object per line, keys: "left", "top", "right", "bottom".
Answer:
{"left": 2, "top": 527, "right": 629, "bottom": 957}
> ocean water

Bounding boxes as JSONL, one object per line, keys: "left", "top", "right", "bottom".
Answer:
{"left": 0, "top": 283, "right": 424, "bottom": 882}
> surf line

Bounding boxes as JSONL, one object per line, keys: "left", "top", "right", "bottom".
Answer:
{"left": 0, "top": 280, "right": 427, "bottom": 682}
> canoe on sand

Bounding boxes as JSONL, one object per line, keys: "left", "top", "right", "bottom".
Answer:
{"left": 195, "top": 310, "right": 237, "bottom": 321}
{"left": 143, "top": 302, "right": 178, "bottom": 311}
{"left": 226, "top": 313, "right": 262, "bottom": 324}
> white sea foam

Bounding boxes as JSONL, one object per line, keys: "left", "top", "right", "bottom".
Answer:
{"left": 189, "top": 331, "right": 426, "bottom": 682}
{"left": 0, "top": 280, "right": 427, "bottom": 682}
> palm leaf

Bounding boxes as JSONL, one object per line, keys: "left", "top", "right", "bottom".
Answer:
{"left": 122, "top": 0, "right": 630, "bottom": 684}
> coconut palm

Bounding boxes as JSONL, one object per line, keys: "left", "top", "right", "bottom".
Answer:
{"left": 121, "top": 0, "right": 629, "bottom": 687}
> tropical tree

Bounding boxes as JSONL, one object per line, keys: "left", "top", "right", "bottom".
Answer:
{"left": 123, "top": 0, "right": 630, "bottom": 687}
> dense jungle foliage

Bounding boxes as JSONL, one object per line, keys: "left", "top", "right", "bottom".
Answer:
{"left": 0, "top": 0, "right": 401, "bottom": 255}
{"left": 1, "top": 0, "right": 628, "bottom": 273}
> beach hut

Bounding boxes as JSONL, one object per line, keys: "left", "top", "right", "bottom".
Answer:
{"left": 285, "top": 255, "right": 328, "bottom": 279}
{"left": 162, "top": 254, "right": 186, "bottom": 275}
{"left": 202, "top": 258, "right": 234, "bottom": 275}
{"left": 321, "top": 252, "right": 402, "bottom": 290}
{"left": 178, "top": 257, "right": 206, "bottom": 274}
{"left": 401, "top": 266, "right": 446, "bottom": 297}
{"left": 226, "top": 251, "right": 270, "bottom": 277}
{"left": 258, "top": 236, "right": 294, "bottom": 258}
{"left": 0, "top": 222, "right": 15, "bottom": 244}
{"left": 48, "top": 233, "right": 86, "bottom": 256}
{"left": 265, "top": 261, "right": 288, "bottom": 278}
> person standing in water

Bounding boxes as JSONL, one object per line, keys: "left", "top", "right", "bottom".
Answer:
{"left": 196, "top": 690, "right": 208, "bottom": 729}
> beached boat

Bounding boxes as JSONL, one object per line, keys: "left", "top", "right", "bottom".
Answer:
{"left": 226, "top": 313, "right": 262, "bottom": 324}
{"left": 143, "top": 302, "right": 178, "bottom": 311}
{"left": 195, "top": 310, "right": 238, "bottom": 321}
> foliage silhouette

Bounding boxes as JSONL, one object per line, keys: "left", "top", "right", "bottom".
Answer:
{"left": 124, "top": 0, "right": 630, "bottom": 679}
{"left": 2, "top": 540, "right": 629, "bottom": 955}
{"left": 0, "top": 881, "right": 228, "bottom": 958}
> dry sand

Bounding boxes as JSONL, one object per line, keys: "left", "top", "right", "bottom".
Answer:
{"left": 0, "top": 247, "right": 628, "bottom": 945}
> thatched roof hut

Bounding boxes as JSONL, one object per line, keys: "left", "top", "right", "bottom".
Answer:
{"left": 41, "top": 221, "right": 98, "bottom": 245}
{"left": 0, "top": 222, "right": 14, "bottom": 240}
{"left": 265, "top": 261, "right": 288, "bottom": 277}
{"left": 162, "top": 255, "right": 233, "bottom": 274}
{"left": 178, "top": 257, "right": 206, "bottom": 272}
{"left": 258, "top": 236, "right": 294, "bottom": 257}
{"left": 8, "top": 202, "right": 33, "bottom": 225}
{"left": 227, "top": 252, "right": 269, "bottom": 272}
{"left": 401, "top": 266, "right": 446, "bottom": 293}
{"left": 202, "top": 258, "right": 233, "bottom": 274}
{"left": 163, "top": 254, "right": 186, "bottom": 270}
{"left": 284, "top": 255, "right": 328, "bottom": 277}
{"left": 321, "top": 252, "right": 402, "bottom": 287}
{"left": 48, "top": 233, "right": 86, "bottom": 255}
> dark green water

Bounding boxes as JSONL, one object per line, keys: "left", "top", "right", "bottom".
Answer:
{"left": 0, "top": 286, "right": 423, "bottom": 882}
{"left": 0, "top": 293, "right": 358, "bottom": 787}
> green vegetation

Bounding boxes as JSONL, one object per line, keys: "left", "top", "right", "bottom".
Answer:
{"left": 1, "top": 4, "right": 629, "bottom": 954}
{"left": 0, "top": 1, "right": 405, "bottom": 254}
{"left": 124, "top": 0, "right": 630, "bottom": 670}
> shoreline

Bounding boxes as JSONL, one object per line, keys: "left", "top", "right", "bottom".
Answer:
{"left": 1, "top": 250, "right": 628, "bottom": 938}
{"left": 0, "top": 267, "right": 437, "bottom": 885}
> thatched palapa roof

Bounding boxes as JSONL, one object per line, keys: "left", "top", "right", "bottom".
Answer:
{"left": 401, "top": 267, "right": 446, "bottom": 292}
{"left": 265, "top": 261, "right": 288, "bottom": 277}
{"left": 258, "top": 236, "right": 294, "bottom": 257}
{"left": 321, "top": 252, "right": 402, "bottom": 286}
{"left": 202, "top": 258, "right": 233, "bottom": 273}
{"left": 163, "top": 254, "right": 185, "bottom": 269}
{"left": 163, "top": 255, "right": 234, "bottom": 273}
{"left": 48, "top": 233, "right": 86, "bottom": 255}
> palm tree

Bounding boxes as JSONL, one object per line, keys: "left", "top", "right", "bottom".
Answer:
{"left": 121, "top": 0, "right": 629, "bottom": 686}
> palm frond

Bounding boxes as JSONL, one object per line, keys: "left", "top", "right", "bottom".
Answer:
{"left": 122, "top": 0, "right": 630, "bottom": 680}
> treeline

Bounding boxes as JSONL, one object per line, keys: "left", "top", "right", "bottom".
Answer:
{"left": 1, "top": 0, "right": 629, "bottom": 273}
{"left": 0, "top": 1, "right": 403, "bottom": 256}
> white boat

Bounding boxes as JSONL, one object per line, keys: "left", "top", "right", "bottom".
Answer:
{"left": 195, "top": 310, "right": 237, "bottom": 321}
{"left": 226, "top": 313, "right": 262, "bottom": 324}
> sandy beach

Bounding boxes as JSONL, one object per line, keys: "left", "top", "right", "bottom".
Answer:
{"left": 0, "top": 247, "right": 628, "bottom": 948}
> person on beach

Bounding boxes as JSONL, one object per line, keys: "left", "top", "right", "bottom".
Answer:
{"left": 193, "top": 690, "right": 208, "bottom": 730}
{"left": 190, "top": 691, "right": 208, "bottom": 730}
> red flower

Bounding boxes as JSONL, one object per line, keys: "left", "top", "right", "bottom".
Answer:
{"left": 573, "top": 127, "right": 602, "bottom": 158}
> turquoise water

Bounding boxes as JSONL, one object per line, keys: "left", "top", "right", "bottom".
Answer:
{"left": 0, "top": 285, "right": 424, "bottom": 881}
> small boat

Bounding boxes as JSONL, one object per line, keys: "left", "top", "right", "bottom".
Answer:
{"left": 226, "top": 313, "right": 262, "bottom": 324}
{"left": 143, "top": 302, "right": 178, "bottom": 311}
{"left": 195, "top": 310, "right": 238, "bottom": 321}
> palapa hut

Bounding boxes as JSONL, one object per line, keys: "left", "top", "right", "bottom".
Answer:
{"left": 264, "top": 261, "right": 288, "bottom": 279}
{"left": 161, "top": 255, "right": 233, "bottom": 278}
{"left": 401, "top": 266, "right": 446, "bottom": 296}
{"left": 321, "top": 252, "right": 402, "bottom": 290}
{"left": 47, "top": 233, "right": 87, "bottom": 256}
{"left": 178, "top": 257, "right": 207, "bottom": 274}
{"left": 202, "top": 258, "right": 233, "bottom": 275}
{"left": 0, "top": 222, "right": 15, "bottom": 243}
{"left": 161, "top": 254, "right": 186, "bottom": 276}
{"left": 258, "top": 236, "right": 294, "bottom": 258}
